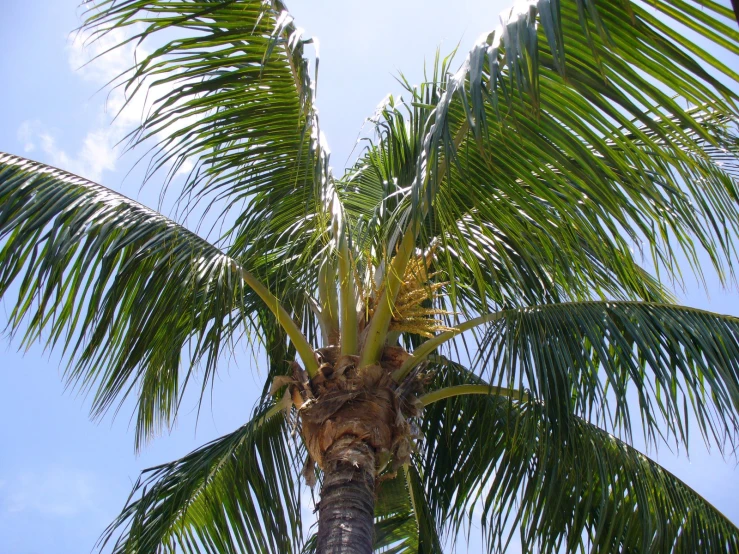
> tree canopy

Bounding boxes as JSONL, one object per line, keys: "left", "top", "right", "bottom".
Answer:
{"left": 1, "top": 0, "right": 739, "bottom": 552}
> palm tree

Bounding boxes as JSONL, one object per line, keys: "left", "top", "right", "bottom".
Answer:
{"left": 2, "top": 0, "right": 739, "bottom": 551}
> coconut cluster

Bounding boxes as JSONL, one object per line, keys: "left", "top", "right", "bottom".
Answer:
{"left": 268, "top": 247, "right": 449, "bottom": 482}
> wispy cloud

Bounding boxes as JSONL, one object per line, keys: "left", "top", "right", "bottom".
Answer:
{"left": 17, "top": 121, "right": 38, "bottom": 154}
{"left": 17, "top": 120, "right": 117, "bottom": 182}
{"left": 14, "top": 28, "right": 143, "bottom": 183}
{"left": 67, "top": 27, "right": 152, "bottom": 134}
{"left": 17, "top": 25, "right": 195, "bottom": 185}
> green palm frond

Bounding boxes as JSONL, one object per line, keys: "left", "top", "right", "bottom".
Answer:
{"left": 341, "top": 83, "right": 689, "bottom": 310}
{"left": 343, "top": 0, "right": 739, "bottom": 317}
{"left": 470, "top": 300, "right": 739, "bottom": 449}
{"left": 419, "top": 361, "right": 739, "bottom": 553}
{"left": 100, "top": 403, "right": 302, "bottom": 554}
{"left": 429, "top": 96, "right": 739, "bottom": 308}
{"left": 373, "top": 466, "right": 444, "bottom": 554}
{"left": 301, "top": 534, "right": 318, "bottom": 554}
{"left": 82, "top": 0, "right": 330, "bottom": 290}
{"left": 372, "top": 472, "right": 420, "bottom": 554}
{"left": 0, "top": 153, "right": 277, "bottom": 448}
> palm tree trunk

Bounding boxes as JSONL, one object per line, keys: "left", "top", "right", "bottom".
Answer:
{"left": 316, "top": 437, "right": 376, "bottom": 553}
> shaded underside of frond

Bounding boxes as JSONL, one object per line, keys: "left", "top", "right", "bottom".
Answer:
{"left": 372, "top": 465, "right": 444, "bottom": 554}
{"left": 101, "top": 404, "right": 303, "bottom": 554}
{"left": 418, "top": 361, "right": 739, "bottom": 553}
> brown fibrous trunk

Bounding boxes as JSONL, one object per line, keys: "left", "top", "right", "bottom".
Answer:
{"left": 285, "top": 345, "right": 425, "bottom": 554}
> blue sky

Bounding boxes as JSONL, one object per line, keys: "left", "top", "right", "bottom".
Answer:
{"left": 0, "top": 1, "right": 738, "bottom": 553}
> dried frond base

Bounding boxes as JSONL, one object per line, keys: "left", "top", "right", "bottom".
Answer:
{"left": 277, "top": 346, "right": 425, "bottom": 474}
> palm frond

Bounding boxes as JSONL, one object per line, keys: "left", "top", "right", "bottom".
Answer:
{"left": 343, "top": 0, "right": 739, "bottom": 317}
{"left": 101, "top": 403, "right": 302, "bottom": 553}
{"left": 341, "top": 86, "right": 682, "bottom": 310}
{"left": 0, "top": 153, "right": 272, "bottom": 448}
{"left": 371, "top": 470, "right": 421, "bottom": 554}
{"left": 419, "top": 360, "right": 739, "bottom": 553}
{"left": 82, "top": 0, "right": 330, "bottom": 293}
{"left": 473, "top": 300, "right": 739, "bottom": 449}
{"left": 373, "top": 465, "right": 444, "bottom": 554}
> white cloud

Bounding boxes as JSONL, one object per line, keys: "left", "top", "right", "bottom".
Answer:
{"left": 17, "top": 120, "right": 38, "bottom": 153}
{"left": 2, "top": 467, "right": 99, "bottom": 517}
{"left": 68, "top": 27, "right": 201, "bottom": 163}
{"left": 13, "top": 29, "right": 144, "bottom": 183}
{"left": 67, "top": 27, "right": 152, "bottom": 133}
{"left": 67, "top": 28, "right": 139, "bottom": 87}
{"left": 17, "top": 25, "right": 197, "bottom": 184}
{"left": 16, "top": 124, "right": 117, "bottom": 183}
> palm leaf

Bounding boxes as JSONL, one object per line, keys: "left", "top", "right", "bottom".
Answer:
{"left": 0, "top": 153, "right": 269, "bottom": 448}
{"left": 100, "top": 403, "right": 303, "bottom": 554}
{"left": 81, "top": 0, "right": 331, "bottom": 294}
{"left": 342, "top": 0, "right": 739, "bottom": 319}
{"left": 419, "top": 360, "right": 739, "bottom": 553}
{"left": 373, "top": 465, "right": 444, "bottom": 554}
{"left": 341, "top": 80, "right": 688, "bottom": 310}
{"left": 472, "top": 300, "right": 739, "bottom": 449}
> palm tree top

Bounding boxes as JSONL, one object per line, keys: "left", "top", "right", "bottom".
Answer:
{"left": 2, "top": 0, "right": 739, "bottom": 552}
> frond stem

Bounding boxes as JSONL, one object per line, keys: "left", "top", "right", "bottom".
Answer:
{"left": 420, "top": 384, "right": 529, "bottom": 406}
{"left": 318, "top": 257, "right": 341, "bottom": 346}
{"left": 403, "top": 464, "right": 424, "bottom": 537}
{"left": 235, "top": 264, "right": 319, "bottom": 375}
{"left": 338, "top": 233, "right": 359, "bottom": 355}
{"left": 360, "top": 120, "right": 470, "bottom": 367}
{"left": 256, "top": 402, "right": 286, "bottom": 428}
{"left": 392, "top": 311, "right": 503, "bottom": 382}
